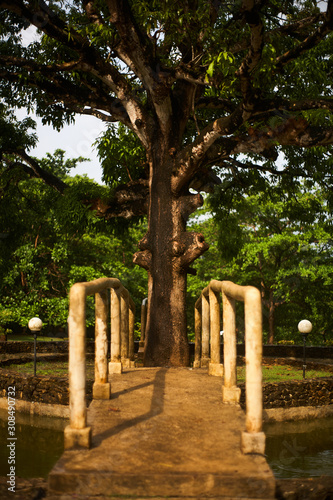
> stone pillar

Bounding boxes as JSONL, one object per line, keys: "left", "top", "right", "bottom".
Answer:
{"left": 241, "top": 287, "right": 265, "bottom": 455}
{"left": 138, "top": 298, "right": 147, "bottom": 360}
{"left": 109, "top": 287, "right": 122, "bottom": 374}
{"left": 120, "top": 291, "right": 130, "bottom": 368}
{"left": 64, "top": 283, "right": 91, "bottom": 449}
{"left": 208, "top": 287, "right": 223, "bottom": 376}
{"left": 128, "top": 300, "right": 135, "bottom": 367}
{"left": 221, "top": 291, "right": 240, "bottom": 403}
{"left": 93, "top": 290, "right": 111, "bottom": 400}
{"left": 193, "top": 300, "right": 201, "bottom": 368}
{"left": 201, "top": 292, "right": 210, "bottom": 367}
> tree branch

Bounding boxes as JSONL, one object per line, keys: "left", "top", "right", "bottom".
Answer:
{"left": 2, "top": 150, "right": 68, "bottom": 193}
{"left": 275, "top": 1, "right": 333, "bottom": 69}
{"left": 92, "top": 179, "right": 149, "bottom": 219}
{"left": 0, "top": 0, "right": 150, "bottom": 147}
{"left": 176, "top": 232, "right": 209, "bottom": 270}
{"left": 171, "top": 106, "right": 243, "bottom": 194}
{"left": 106, "top": 0, "right": 173, "bottom": 133}
{"left": 233, "top": 120, "right": 333, "bottom": 155}
{"left": 237, "top": 0, "right": 265, "bottom": 117}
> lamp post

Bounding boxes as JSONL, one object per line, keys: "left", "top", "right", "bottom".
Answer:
{"left": 28, "top": 317, "right": 43, "bottom": 376}
{"left": 298, "top": 319, "right": 312, "bottom": 379}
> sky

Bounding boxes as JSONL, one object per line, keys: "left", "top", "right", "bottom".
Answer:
{"left": 15, "top": 108, "right": 107, "bottom": 185}
{"left": 17, "top": 25, "right": 107, "bottom": 185}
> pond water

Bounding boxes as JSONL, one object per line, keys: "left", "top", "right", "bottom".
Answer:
{"left": 264, "top": 417, "right": 333, "bottom": 478}
{"left": 0, "top": 409, "right": 66, "bottom": 478}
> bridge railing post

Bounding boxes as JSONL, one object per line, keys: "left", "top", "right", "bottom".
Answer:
{"left": 64, "top": 277, "right": 134, "bottom": 450}
{"left": 208, "top": 285, "right": 223, "bottom": 376}
{"left": 193, "top": 298, "right": 202, "bottom": 368}
{"left": 220, "top": 286, "right": 240, "bottom": 403}
{"left": 221, "top": 280, "right": 265, "bottom": 455}
{"left": 93, "top": 289, "right": 111, "bottom": 400}
{"left": 129, "top": 298, "right": 135, "bottom": 364}
{"left": 241, "top": 286, "right": 265, "bottom": 455}
{"left": 120, "top": 291, "right": 130, "bottom": 368}
{"left": 194, "top": 279, "right": 265, "bottom": 455}
{"left": 138, "top": 298, "right": 148, "bottom": 359}
{"left": 109, "top": 288, "right": 122, "bottom": 374}
{"left": 65, "top": 282, "right": 91, "bottom": 449}
{"left": 201, "top": 289, "right": 210, "bottom": 367}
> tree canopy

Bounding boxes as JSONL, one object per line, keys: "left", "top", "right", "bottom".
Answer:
{"left": 0, "top": 146, "right": 147, "bottom": 332}
{"left": 1, "top": 1, "right": 333, "bottom": 365}
{"left": 210, "top": 183, "right": 333, "bottom": 342}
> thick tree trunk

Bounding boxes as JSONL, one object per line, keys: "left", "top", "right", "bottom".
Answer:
{"left": 133, "top": 143, "right": 208, "bottom": 366}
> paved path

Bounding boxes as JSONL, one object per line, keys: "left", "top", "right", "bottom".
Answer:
{"left": 47, "top": 367, "right": 276, "bottom": 499}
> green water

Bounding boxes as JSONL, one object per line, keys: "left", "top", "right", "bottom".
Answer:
{"left": 0, "top": 409, "right": 66, "bottom": 478}
{"left": 264, "top": 417, "right": 333, "bottom": 478}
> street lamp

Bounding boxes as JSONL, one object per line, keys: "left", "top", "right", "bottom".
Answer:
{"left": 298, "top": 319, "right": 312, "bottom": 379}
{"left": 28, "top": 317, "right": 43, "bottom": 376}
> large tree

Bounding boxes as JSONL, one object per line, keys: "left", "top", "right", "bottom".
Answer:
{"left": 1, "top": 1, "right": 333, "bottom": 366}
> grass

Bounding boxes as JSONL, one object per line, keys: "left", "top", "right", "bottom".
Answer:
{"left": 7, "top": 334, "right": 66, "bottom": 342}
{"left": 237, "top": 364, "right": 332, "bottom": 383}
{"left": 5, "top": 360, "right": 95, "bottom": 380}
{"left": 4, "top": 360, "right": 332, "bottom": 383}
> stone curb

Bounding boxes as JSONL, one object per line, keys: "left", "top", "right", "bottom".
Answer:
{"left": 0, "top": 397, "right": 69, "bottom": 419}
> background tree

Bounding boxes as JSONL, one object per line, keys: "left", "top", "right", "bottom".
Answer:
{"left": 1, "top": 1, "right": 333, "bottom": 365}
{"left": 0, "top": 145, "right": 147, "bottom": 332}
{"left": 212, "top": 184, "right": 333, "bottom": 343}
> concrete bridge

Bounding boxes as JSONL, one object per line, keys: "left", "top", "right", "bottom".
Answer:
{"left": 46, "top": 277, "right": 276, "bottom": 499}
{"left": 47, "top": 367, "right": 276, "bottom": 499}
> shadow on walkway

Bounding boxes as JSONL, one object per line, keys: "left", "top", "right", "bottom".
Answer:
{"left": 92, "top": 368, "right": 167, "bottom": 446}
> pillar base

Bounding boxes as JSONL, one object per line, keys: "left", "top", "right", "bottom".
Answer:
{"left": 109, "top": 361, "right": 122, "bottom": 374}
{"left": 93, "top": 382, "right": 111, "bottom": 400}
{"left": 64, "top": 425, "right": 92, "bottom": 449}
{"left": 222, "top": 385, "right": 241, "bottom": 404}
{"left": 121, "top": 357, "right": 132, "bottom": 369}
{"left": 137, "top": 344, "right": 144, "bottom": 360}
{"left": 200, "top": 357, "right": 210, "bottom": 368}
{"left": 208, "top": 362, "right": 223, "bottom": 377}
{"left": 241, "top": 431, "right": 266, "bottom": 455}
{"left": 193, "top": 360, "right": 201, "bottom": 369}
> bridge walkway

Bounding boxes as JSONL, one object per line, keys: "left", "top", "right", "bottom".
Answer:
{"left": 47, "top": 367, "right": 276, "bottom": 500}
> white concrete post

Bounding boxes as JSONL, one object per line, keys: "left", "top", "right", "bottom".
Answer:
{"left": 109, "top": 287, "right": 122, "bottom": 374}
{"left": 201, "top": 291, "right": 210, "bottom": 367}
{"left": 120, "top": 291, "right": 130, "bottom": 368}
{"left": 64, "top": 283, "right": 91, "bottom": 449}
{"left": 241, "top": 287, "right": 265, "bottom": 455}
{"left": 222, "top": 290, "right": 240, "bottom": 403}
{"left": 195, "top": 279, "right": 265, "bottom": 454}
{"left": 93, "top": 290, "right": 111, "bottom": 400}
{"left": 128, "top": 300, "right": 135, "bottom": 367}
{"left": 139, "top": 298, "right": 148, "bottom": 357}
{"left": 193, "top": 300, "right": 202, "bottom": 368}
{"left": 208, "top": 286, "right": 223, "bottom": 376}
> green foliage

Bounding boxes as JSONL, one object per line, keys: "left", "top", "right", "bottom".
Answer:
{"left": 205, "top": 182, "right": 333, "bottom": 344}
{"left": 96, "top": 124, "right": 146, "bottom": 188}
{"left": 0, "top": 104, "right": 37, "bottom": 151}
{"left": 1, "top": 1, "right": 333, "bottom": 350}
{"left": 0, "top": 150, "right": 147, "bottom": 330}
